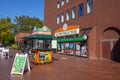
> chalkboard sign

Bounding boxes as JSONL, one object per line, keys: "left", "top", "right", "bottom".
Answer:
{"left": 11, "top": 53, "right": 30, "bottom": 75}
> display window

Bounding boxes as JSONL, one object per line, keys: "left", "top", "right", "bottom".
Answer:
{"left": 65, "top": 43, "right": 74, "bottom": 55}
{"left": 57, "top": 43, "right": 61, "bottom": 53}
{"left": 81, "top": 43, "right": 87, "bottom": 57}
{"left": 75, "top": 42, "right": 81, "bottom": 56}
{"left": 61, "top": 43, "right": 65, "bottom": 54}
{"left": 36, "top": 40, "right": 43, "bottom": 48}
{"left": 69, "top": 43, "right": 74, "bottom": 55}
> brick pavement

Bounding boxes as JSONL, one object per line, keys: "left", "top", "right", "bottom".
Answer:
{"left": 0, "top": 49, "right": 120, "bottom": 80}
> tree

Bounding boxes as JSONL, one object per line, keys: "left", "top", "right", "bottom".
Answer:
{"left": 14, "top": 15, "right": 43, "bottom": 34}
{"left": 0, "top": 17, "right": 15, "bottom": 45}
{"left": 0, "top": 16, "right": 43, "bottom": 46}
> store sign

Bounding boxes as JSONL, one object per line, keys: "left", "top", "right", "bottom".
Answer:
{"left": 32, "top": 26, "right": 51, "bottom": 35}
{"left": 52, "top": 40, "right": 57, "bottom": 49}
{"left": 11, "top": 53, "right": 30, "bottom": 75}
{"left": 32, "top": 31, "right": 51, "bottom": 35}
{"left": 55, "top": 28, "right": 79, "bottom": 37}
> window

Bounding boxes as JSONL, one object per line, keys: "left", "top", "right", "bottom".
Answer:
{"left": 57, "top": 2, "right": 60, "bottom": 9}
{"left": 87, "top": 0, "right": 93, "bottom": 14}
{"left": 78, "top": 3, "right": 84, "bottom": 16}
{"left": 66, "top": 0, "right": 70, "bottom": 3}
{"left": 61, "top": 13, "right": 64, "bottom": 22}
{"left": 66, "top": 10, "right": 70, "bottom": 21}
{"left": 61, "top": 0, "right": 64, "bottom": 6}
{"left": 72, "top": 7, "right": 76, "bottom": 19}
{"left": 57, "top": 15, "right": 60, "bottom": 24}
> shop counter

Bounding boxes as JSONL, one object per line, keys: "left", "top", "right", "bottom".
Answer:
{"left": 31, "top": 48, "right": 53, "bottom": 64}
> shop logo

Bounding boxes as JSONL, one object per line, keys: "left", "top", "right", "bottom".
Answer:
{"left": 63, "top": 23, "right": 68, "bottom": 31}
{"left": 43, "top": 26, "right": 47, "bottom": 31}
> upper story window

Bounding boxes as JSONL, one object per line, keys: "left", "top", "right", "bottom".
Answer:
{"left": 61, "top": 0, "right": 65, "bottom": 6}
{"left": 78, "top": 3, "right": 84, "bottom": 16}
{"left": 66, "top": 0, "right": 70, "bottom": 3}
{"left": 61, "top": 13, "right": 64, "bottom": 22}
{"left": 87, "top": 0, "right": 93, "bottom": 14}
{"left": 66, "top": 10, "right": 70, "bottom": 21}
{"left": 57, "top": 2, "right": 60, "bottom": 9}
{"left": 56, "top": 15, "right": 60, "bottom": 24}
{"left": 72, "top": 7, "right": 76, "bottom": 19}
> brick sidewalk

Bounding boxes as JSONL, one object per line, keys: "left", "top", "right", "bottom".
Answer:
{"left": 0, "top": 49, "right": 120, "bottom": 80}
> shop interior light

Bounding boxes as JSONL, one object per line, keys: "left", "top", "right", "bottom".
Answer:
{"left": 83, "top": 35, "right": 87, "bottom": 40}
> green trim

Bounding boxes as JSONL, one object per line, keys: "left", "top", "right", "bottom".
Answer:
{"left": 34, "top": 27, "right": 51, "bottom": 32}
{"left": 57, "top": 36, "right": 86, "bottom": 42}
{"left": 24, "top": 34, "right": 52, "bottom": 40}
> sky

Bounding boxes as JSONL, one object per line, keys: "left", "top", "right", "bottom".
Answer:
{"left": 0, "top": 0, "right": 44, "bottom": 21}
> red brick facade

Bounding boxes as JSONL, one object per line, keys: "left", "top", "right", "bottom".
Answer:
{"left": 15, "top": 32, "right": 31, "bottom": 48}
{"left": 44, "top": 0, "right": 120, "bottom": 61}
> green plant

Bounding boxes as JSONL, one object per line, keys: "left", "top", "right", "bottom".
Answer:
{"left": 11, "top": 44, "right": 18, "bottom": 49}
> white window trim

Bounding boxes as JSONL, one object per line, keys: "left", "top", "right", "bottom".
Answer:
{"left": 72, "top": 7, "right": 76, "bottom": 19}
{"left": 66, "top": 10, "right": 70, "bottom": 21}
{"left": 57, "top": 16, "right": 60, "bottom": 24}
{"left": 61, "top": 13, "right": 64, "bottom": 23}
{"left": 61, "top": 0, "right": 64, "bottom": 6}
{"left": 57, "top": 2, "right": 60, "bottom": 9}
{"left": 87, "top": 0, "right": 93, "bottom": 14}
{"left": 66, "top": 0, "right": 70, "bottom": 3}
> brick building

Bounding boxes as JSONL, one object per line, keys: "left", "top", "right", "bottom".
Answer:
{"left": 15, "top": 32, "right": 31, "bottom": 49}
{"left": 44, "top": 0, "right": 120, "bottom": 62}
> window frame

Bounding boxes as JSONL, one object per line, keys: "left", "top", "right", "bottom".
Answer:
{"left": 71, "top": 7, "right": 76, "bottom": 19}
{"left": 57, "top": 1, "right": 60, "bottom": 9}
{"left": 66, "top": 10, "right": 70, "bottom": 21}
{"left": 61, "top": 0, "right": 65, "bottom": 6}
{"left": 61, "top": 13, "right": 64, "bottom": 23}
{"left": 78, "top": 3, "right": 84, "bottom": 16}
{"left": 66, "top": 0, "right": 70, "bottom": 3}
{"left": 56, "top": 15, "right": 60, "bottom": 24}
{"left": 86, "top": 0, "right": 93, "bottom": 14}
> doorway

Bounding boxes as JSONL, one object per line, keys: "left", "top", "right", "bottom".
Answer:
{"left": 102, "top": 27, "right": 120, "bottom": 62}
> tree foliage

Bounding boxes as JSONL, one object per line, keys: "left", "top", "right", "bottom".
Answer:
{"left": 0, "top": 15, "right": 43, "bottom": 46}
{"left": 0, "top": 17, "right": 15, "bottom": 45}
{"left": 14, "top": 15, "right": 43, "bottom": 34}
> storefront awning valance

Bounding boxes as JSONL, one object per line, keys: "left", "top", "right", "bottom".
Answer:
{"left": 24, "top": 34, "right": 52, "bottom": 40}
{"left": 57, "top": 36, "right": 86, "bottom": 42}
{"left": 55, "top": 25, "right": 80, "bottom": 37}
{"left": 55, "top": 25, "right": 79, "bottom": 33}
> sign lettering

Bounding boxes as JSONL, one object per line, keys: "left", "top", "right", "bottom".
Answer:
{"left": 55, "top": 29, "right": 79, "bottom": 37}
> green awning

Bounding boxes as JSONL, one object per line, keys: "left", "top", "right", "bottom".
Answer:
{"left": 57, "top": 38, "right": 73, "bottom": 42}
{"left": 57, "top": 36, "right": 86, "bottom": 42}
{"left": 24, "top": 34, "right": 52, "bottom": 40}
{"left": 74, "top": 36, "right": 85, "bottom": 42}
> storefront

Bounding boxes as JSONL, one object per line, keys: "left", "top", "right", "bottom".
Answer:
{"left": 55, "top": 24, "right": 88, "bottom": 57}
{"left": 24, "top": 26, "right": 54, "bottom": 64}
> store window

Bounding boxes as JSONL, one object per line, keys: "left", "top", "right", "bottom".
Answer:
{"left": 66, "top": 10, "right": 70, "bottom": 21}
{"left": 72, "top": 7, "right": 76, "bottom": 19}
{"left": 66, "top": 0, "right": 70, "bottom": 3}
{"left": 36, "top": 40, "right": 43, "bottom": 48}
{"left": 56, "top": 15, "right": 60, "bottom": 24}
{"left": 61, "top": 13, "right": 64, "bottom": 23}
{"left": 78, "top": 3, "right": 84, "bottom": 16}
{"left": 61, "top": 0, "right": 65, "bottom": 6}
{"left": 57, "top": 2, "right": 60, "bottom": 9}
{"left": 87, "top": 0, "right": 93, "bottom": 14}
